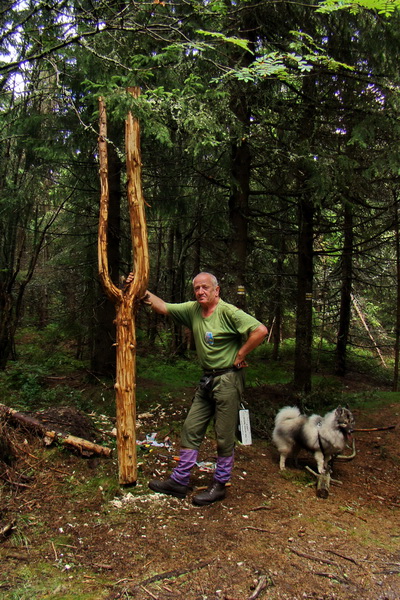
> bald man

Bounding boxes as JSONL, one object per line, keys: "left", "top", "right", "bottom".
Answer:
{"left": 145, "top": 272, "right": 267, "bottom": 506}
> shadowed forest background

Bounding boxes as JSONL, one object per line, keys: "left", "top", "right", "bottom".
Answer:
{"left": 1, "top": 0, "right": 400, "bottom": 395}
{"left": 1, "top": 3, "right": 400, "bottom": 599}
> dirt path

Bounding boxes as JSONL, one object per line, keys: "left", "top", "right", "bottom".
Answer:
{"left": 1, "top": 400, "right": 399, "bottom": 599}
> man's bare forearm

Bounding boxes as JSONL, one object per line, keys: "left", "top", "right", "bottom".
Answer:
{"left": 123, "top": 273, "right": 168, "bottom": 315}
{"left": 143, "top": 291, "right": 169, "bottom": 315}
{"left": 234, "top": 324, "right": 268, "bottom": 368}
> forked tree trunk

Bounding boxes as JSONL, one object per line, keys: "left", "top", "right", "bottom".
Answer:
{"left": 91, "top": 132, "right": 122, "bottom": 376}
{"left": 98, "top": 88, "right": 149, "bottom": 485}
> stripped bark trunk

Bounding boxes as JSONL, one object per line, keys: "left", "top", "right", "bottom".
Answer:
{"left": 91, "top": 129, "right": 122, "bottom": 375}
{"left": 305, "top": 465, "right": 332, "bottom": 499}
{"left": 98, "top": 88, "right": 149, "bottom": 484}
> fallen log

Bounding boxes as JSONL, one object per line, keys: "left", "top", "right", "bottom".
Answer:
{"left": 316, "top": 471, "right": 331, "bottom": 499}
{"left": 299, "top": 439, "right": 356, "bottom": 497}
{"left": 44, "top": 430, "right": 112, "bottom": 457}
{"left": 305, "top": 465, "right": 343, "bottom": 499}
{"left": 0, "top": 403, "right": 112, "bottom": 458}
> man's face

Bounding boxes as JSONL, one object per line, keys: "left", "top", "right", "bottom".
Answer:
{"left": 193, "top": 274, "right": 219, "bottom": 307}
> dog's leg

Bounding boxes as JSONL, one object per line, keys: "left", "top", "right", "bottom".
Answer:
{"left": 324, "top": 454, "right": 333, "bottom": 474}
{"left": 279, "top": 454, "right": 287, "bottom": 470}
{"left": 314, "top": 450, "right": 325, "bottom": 474}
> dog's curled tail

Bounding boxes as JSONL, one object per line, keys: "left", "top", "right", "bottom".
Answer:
{"left": 274, "top": 405, "right": 301, "bottom": 425}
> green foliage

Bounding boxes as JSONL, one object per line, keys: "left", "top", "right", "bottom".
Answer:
{"left": 196, "top": 30, "right": 254, "bottom": 53}
{"left": 0, "top": 328, "right": 95, "bottom": 412}
{"left": 2, "top": 0, "right": 400, "bottom": 398}
{"left": 14, "top": 327, "right": 85, "bottom": 373}
{"left": 213, "top": 29, "right": 355, "bottom": 84}
{"left": 0, "top": 363, "right": 85, "bottom": 412}
{"left": 66, "top": 468, "right": 121, "bottom": 503}
{"left": 288, "top": 31, "right": 354, "bottom": 72}
{"left": 138, "top": 355, "right": 199, "bottom": 387}
{"left": 297, "top": 376, "right": 348, "bottom": 414}
{"left": 246, "top": 357, "right": 292, "bottom": 387}
{"left": 317, "top": 0, "right": 400, "bottom": 16}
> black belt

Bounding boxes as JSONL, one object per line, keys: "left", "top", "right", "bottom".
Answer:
{"left": 203, "top": 367, "right": 236, "bottom": 377}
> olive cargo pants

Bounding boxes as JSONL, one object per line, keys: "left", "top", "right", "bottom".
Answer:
{"left": 180, "top": 369, "right": 245, "bottom": 457}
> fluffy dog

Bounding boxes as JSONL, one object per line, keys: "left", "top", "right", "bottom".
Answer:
{"left": 272, "top": 405, "right": 354, "bottom": 474}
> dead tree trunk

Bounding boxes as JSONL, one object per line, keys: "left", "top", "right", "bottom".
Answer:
{"left": 98, "top": 88, "right": 149, "bottom": 485}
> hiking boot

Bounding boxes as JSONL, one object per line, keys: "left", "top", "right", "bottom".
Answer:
{"left": 148, "top": 477, "right": 188, "bottom": 499}
{"left": 192, "top": 481, "right": 226, "bottom": 506}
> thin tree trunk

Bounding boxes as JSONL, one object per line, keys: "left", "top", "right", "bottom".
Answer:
{"left": 293, "top": 196, "right": 314, "bottom": 393}
{"left": 272, "top": 233, "right": 285, "bottom": 361}
{"left": 292, "top": 73, "right": 318, "bottom": 394}
{"left": 193, "top": 215, "right": 202, "bottom": 275}
{"left": 393, "top": 198, "right": 400, "bottom": 390}
{"left": 228, "top": 138, "right": 250, "bottom": 310}
{"left": 166, "top": 226, "right": 175, "bottom": 300}
{"left": 91, "top": 126, "right": 122, "bottom": 375}
{"left": 147, "top": 221, "right": 163, "bottom": 344}
{"left": 335, "top": 200, "right": 354, "bottom": 376}
{"left": 351, "top": 294, "right": 387, "bottom": 368}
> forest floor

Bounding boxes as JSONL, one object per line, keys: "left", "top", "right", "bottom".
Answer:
{"left": 0, "top": 376, "right": 399, "bottom": 600}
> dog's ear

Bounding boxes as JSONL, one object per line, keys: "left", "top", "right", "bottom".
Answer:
{"left": 335, "top": 406, "right": 343, "bottom": 415}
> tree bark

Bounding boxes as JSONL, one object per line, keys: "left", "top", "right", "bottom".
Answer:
{"left": 335, "top": 200, "right": 354, "bottom": 376}
{"left": 293, "top": 196, "right": 314, "bottom": 394}
{"left": 393, "top": 199, "right": 400, "bottom": 390}
{"left": 271, "top": 232, "right": 285, "bottom": 361}
{"left": 316, "top": 471, "right": 331, "bottom": 499}
{"left": 293, "top": 74, "right": 318, "bottom": 394}
{"left": 228, "top": 137, "right": 250, "bottom": 309}
{"left": 91, "top": 132, "right": 122, "bottom": 375}
{"left": 98, "top": 89, "right": 149, "bottom": 485}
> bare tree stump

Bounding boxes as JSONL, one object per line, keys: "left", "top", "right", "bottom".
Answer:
{"left": 316, "top": 471, "right": 331, "bottom": 498}
{"left": 305, "top": 465, "right": 343, "bottom": 498}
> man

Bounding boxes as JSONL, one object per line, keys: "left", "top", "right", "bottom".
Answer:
{"left": 144, "top": 272, "right": 267, "bottom": 506}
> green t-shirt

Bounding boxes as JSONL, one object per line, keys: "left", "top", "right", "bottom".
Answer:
{"left": 165, "top": 299, "right": 262, "bottom": 370}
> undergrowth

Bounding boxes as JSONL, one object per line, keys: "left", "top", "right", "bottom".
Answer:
{"left": 0, "top": 325, "right": 397, "bottom": 422}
